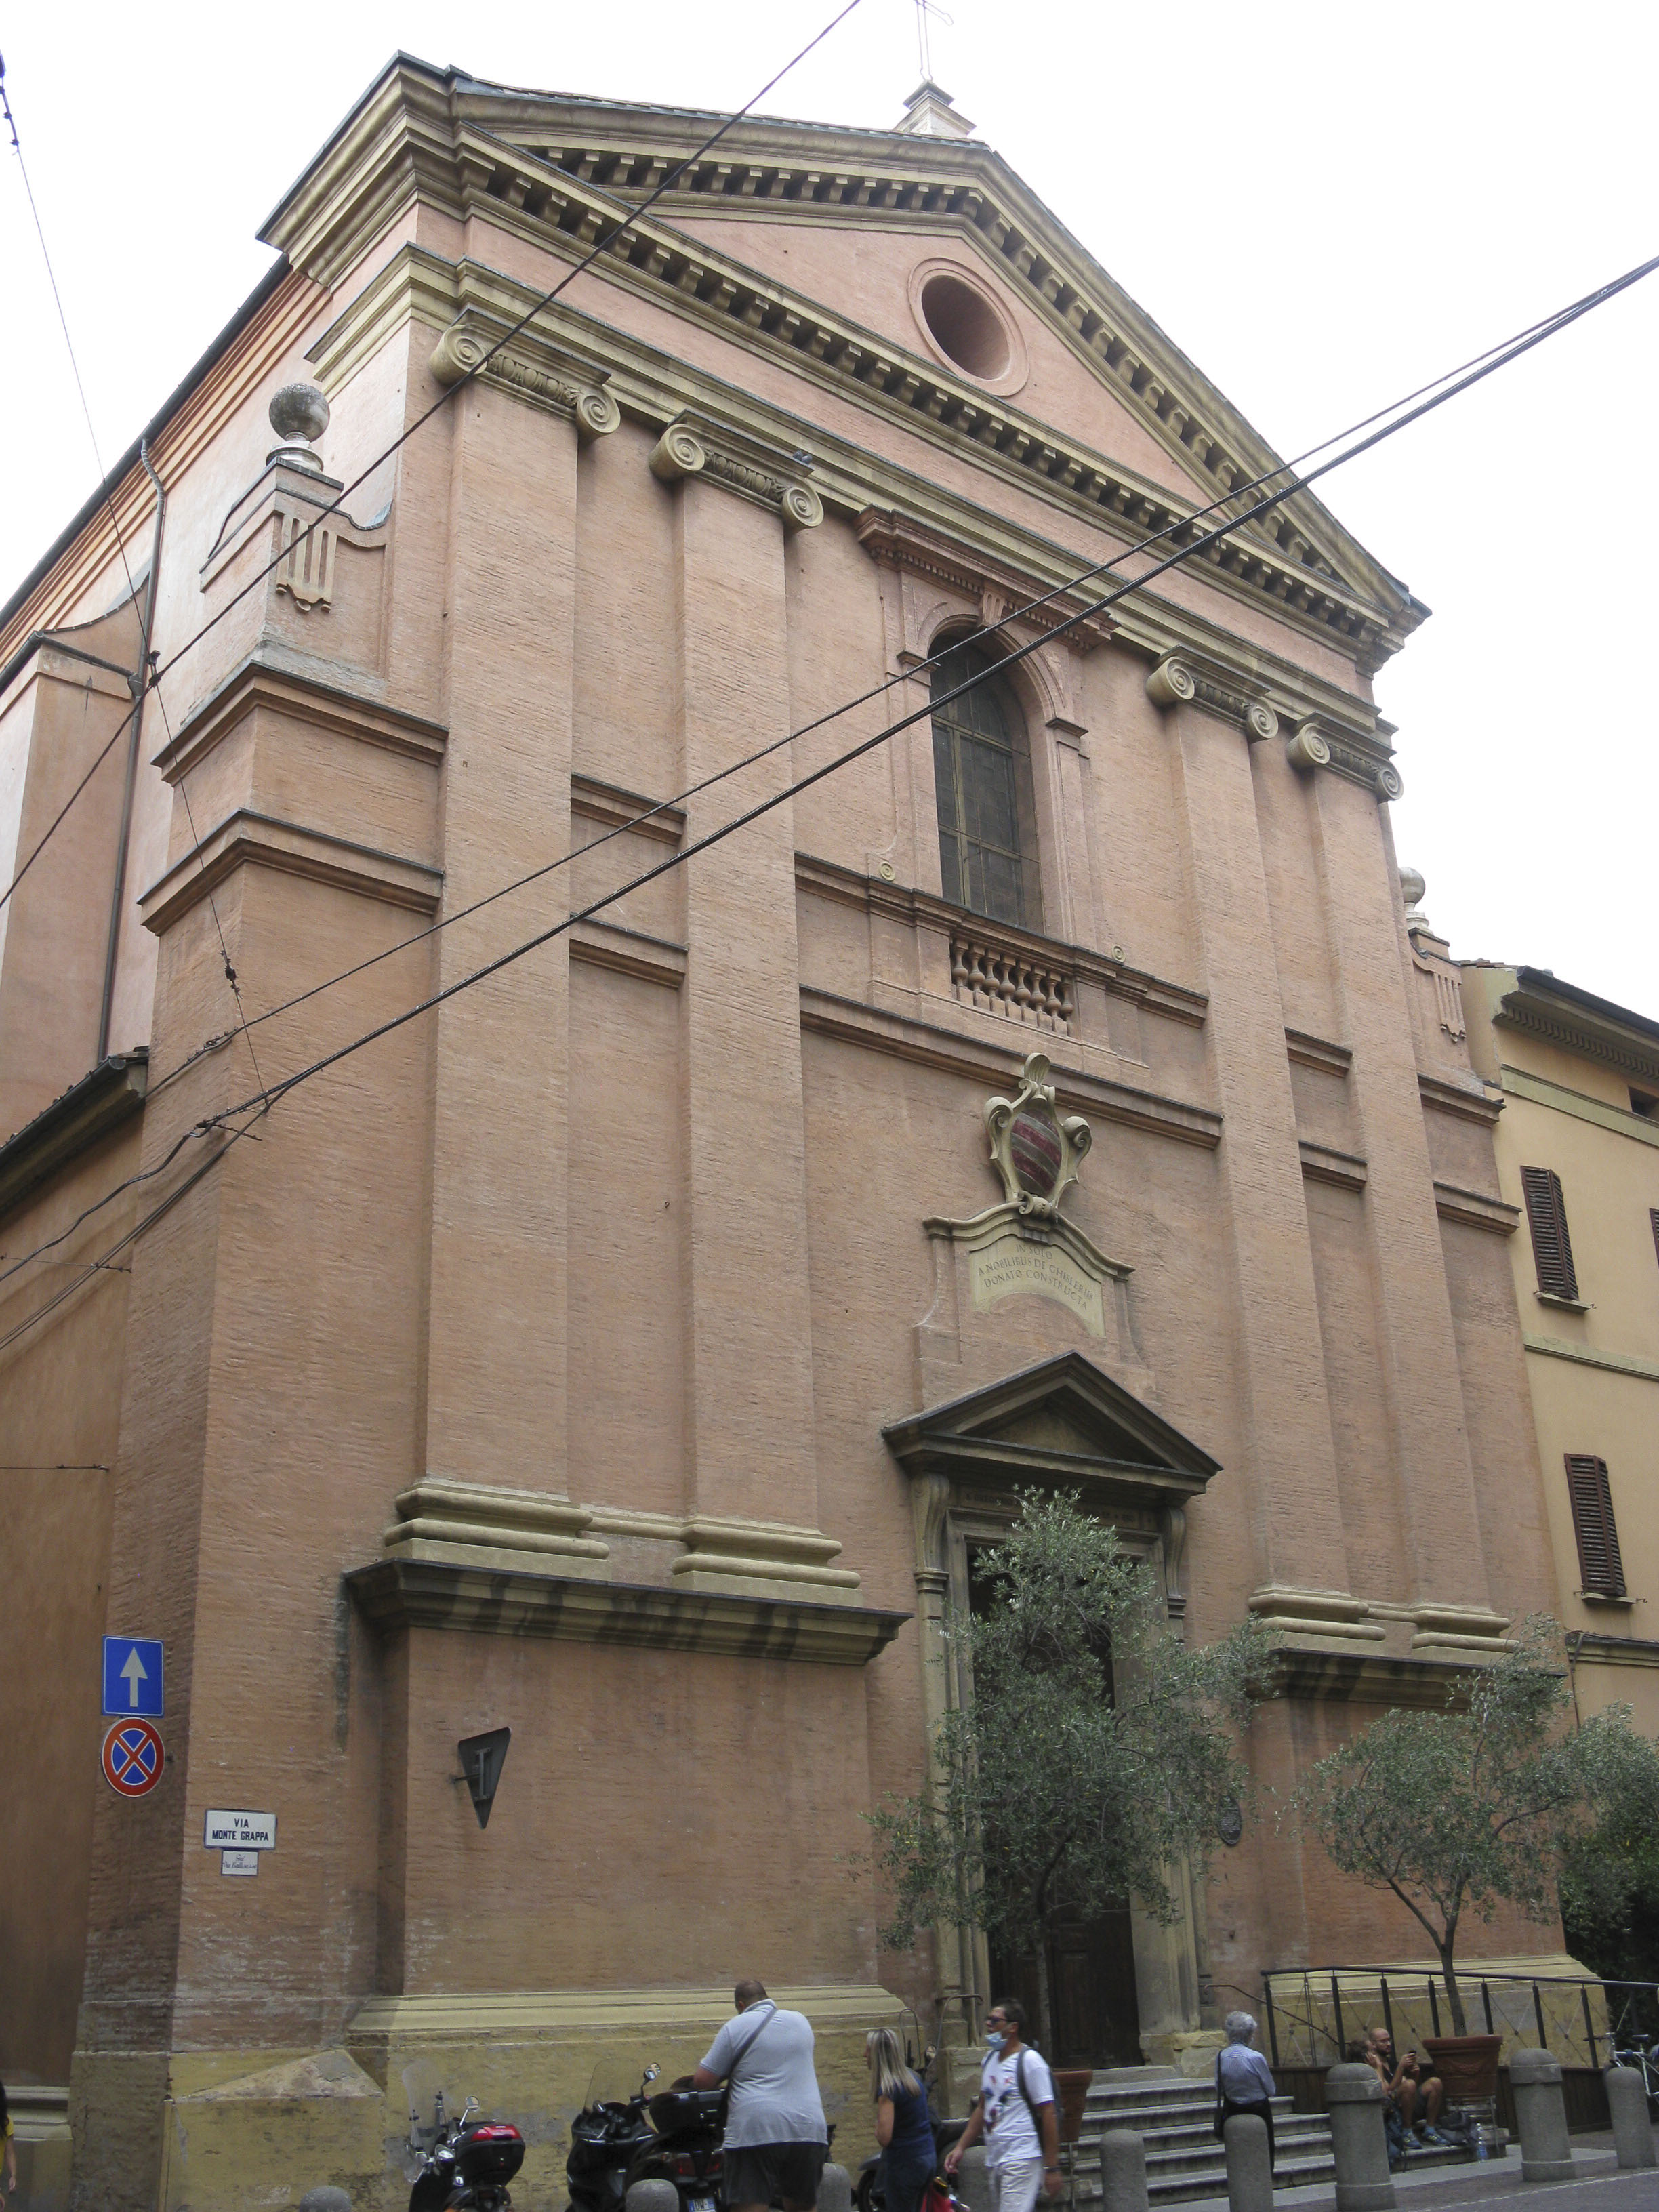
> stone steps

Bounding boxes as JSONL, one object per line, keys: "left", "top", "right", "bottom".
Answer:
{"left": 1069, "top": 2070, "right": 1334, "bottom": 2207}
{"left": 1067, "top": 2066, "right": 1478, "bottom": 2206}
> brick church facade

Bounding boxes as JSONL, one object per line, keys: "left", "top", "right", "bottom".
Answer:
{"left": 0, "top": 61, "right": 1560, "bottom": 2209}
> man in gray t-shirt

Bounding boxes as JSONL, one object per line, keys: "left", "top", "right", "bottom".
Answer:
{"left": 693, "top": 1978, "right": 827, "bottom": 2212}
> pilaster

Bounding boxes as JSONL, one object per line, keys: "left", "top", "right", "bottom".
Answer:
{"left": 424, "top": 378, "right": 577, "bottom": 1489}
{"left": 1162, "top": 690, "right": 1354, "bottom": 1611}
{"left": 669, "top": 454, "right": 828, "bottom": 1565}
{"left": 1308, "top": 771, "right": 1499, "bottom": 1626}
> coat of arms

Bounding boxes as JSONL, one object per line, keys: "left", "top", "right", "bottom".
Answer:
{"left": 984, "top": 1054, "right": 1092, "bottom": 1218}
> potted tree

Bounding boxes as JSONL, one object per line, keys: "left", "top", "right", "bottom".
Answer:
{"left": 862, "top": 1492, "right": 1268, "bottom": 2096}
{"left": 1298, "top": 1620, "right": 1659, "bottom": 2102}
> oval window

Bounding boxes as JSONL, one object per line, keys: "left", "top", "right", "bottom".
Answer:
{"left": 918, "top": 272, "right": 1012, "bottom": 382}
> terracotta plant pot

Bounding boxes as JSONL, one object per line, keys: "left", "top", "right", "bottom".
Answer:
{"left": 1422, "top": 2034, "right": 1504, "bottom": 2102}
{"left": 1054, "top": 2068, "right": 1094, "bottom": 2144}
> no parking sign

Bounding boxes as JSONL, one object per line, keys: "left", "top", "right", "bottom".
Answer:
{"left": 102, "top": 1718, "right": 165, "bottom": 1797}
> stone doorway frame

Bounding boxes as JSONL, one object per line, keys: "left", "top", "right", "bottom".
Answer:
{"left": 882, "top": 1351, "right": 1221, "bottom": 2070}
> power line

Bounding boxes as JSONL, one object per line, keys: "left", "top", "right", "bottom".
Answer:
{"left": 139, "top": 1, "right": 866, "bottom": 708}
{"left": 2, "top": 245, "right": 1654, "bottom": 1334}
{"left": 0, "top": 52, "right": 269, "bottom": 1097}
{"left": 193, "top": 239, "right": 1659, "bottom": 1134}
{"left": 136, "top": 266, "right": 1624, "bottom": 1094}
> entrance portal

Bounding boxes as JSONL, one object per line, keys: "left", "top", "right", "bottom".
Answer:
{"left": 990, "top": 1908, "right": 1142, "bottom": 2068}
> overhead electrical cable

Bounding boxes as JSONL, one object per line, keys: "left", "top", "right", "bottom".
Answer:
{"left": 133, "top": 262, "right": 1631, "bottom": 1080}
{"left": 145, "top": 245, "right": 1659, "bottom": 1132}
{"left": 0, "top": 52, "right": 270, "bottom": 1096}
{"left": 1, "top": 244, "right": 1654, "bottom": 1337}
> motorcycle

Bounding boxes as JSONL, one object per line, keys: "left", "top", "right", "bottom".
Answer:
{"left": 854, "top": 2047, "right": 968, "bottom": 2212}
{"left": 403, "top": 2061, "right": 527, "bottom": 2211}
{"left": 567, "top": 2060, "right": 728, "bottom": 2212}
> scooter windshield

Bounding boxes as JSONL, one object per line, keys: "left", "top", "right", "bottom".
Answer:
{"left": 582, "top": 2046, "right": 708, "bottom": 2117}
{"left": 401, "top": 2057, "right": 464, "bottom": 2182}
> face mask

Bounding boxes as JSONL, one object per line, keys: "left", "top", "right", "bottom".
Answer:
{"left": 985, "top": 2030, "right": 1006, "bottom": 2053}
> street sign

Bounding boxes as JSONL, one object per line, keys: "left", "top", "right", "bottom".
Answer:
{"left": 102, "top": 1636, "right": 163, "bottom": 1718}
{"left": 102, "top": 1719, "right": 165, "bottom": 1797}
{"left": 220, "top": 1850, "right": 260, "bottom": 1877}
{"left": 203, "top": 1809, "right": 276, "bottom": 1851}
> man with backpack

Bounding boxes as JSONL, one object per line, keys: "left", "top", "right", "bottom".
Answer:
{"left": 944, "top": 2001, "right": 1063, "bottom": 2212}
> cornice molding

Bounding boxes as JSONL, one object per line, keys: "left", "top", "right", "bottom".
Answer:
{"left": 1418, "top": 1069, "right": 1504, "bottom": 1128}
{"left": 1498, "top": 1064, "right": 1659, "bottom": 1151}
{"left": 154, "top": 648, "right": 448, "bottom": 783}
{"left": 1496, "top": 988, "right": 1659, "bottom": 1090}
{"left": 796, "top": 851, "right": 1209, "bottom": 1029}
{"left": 139, "top": 810, "right": 442, "bottom": 936}
{"left": 1434, "top": 1181, "right": 1520, "bottom": 1235}
{"left": 854, "top": 507, "right": 1115, "bottom": 652}
{"left": 309, "top": 247, "right": 1399, "bottom": 749}
{"left": 571, "top": 771, "right": 684, "bottom": 846}
{"left": 0, "top": 1051, "right": 148, "bottom": 1220}
{"left": 1523, "top": 1334, "right": 1659, "bottom": 1387}
{"left": 799, "top": 981, "right": 1222, "bottom": 1151}
{"left": 280, "top": 90, "right": 1417, "bottom": 673}
{"left": 345, "top": 1556, "right": 907, "bottom": 1665}
{"left": 335, "top": 68, "right": 1420, "bottom": 632}
{"left": 1300, "top": 1139, "right": 1368, "bottom": 1192}
{"left": 1286, "top": 1028, "right": 1352, "bottom": 1078}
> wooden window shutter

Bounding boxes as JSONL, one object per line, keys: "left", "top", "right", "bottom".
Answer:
{"left": 1650, "top": 1208, "right": 1659, "bottom": 1271}
{"left": 1520, "top": 1166, "right": 1579, "bottom": 1300}
{"left": 1565, "top": 1454, "right": 1626, "bottom": 1597}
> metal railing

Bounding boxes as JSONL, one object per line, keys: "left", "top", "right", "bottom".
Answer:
{"left": 1259, "top": 1965, "right": 1659, "bottom": 2076}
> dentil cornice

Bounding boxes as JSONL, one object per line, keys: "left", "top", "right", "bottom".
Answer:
{"left": 264, "top": 58, "right": 1422, "bottom": 675}
{"left": 307, "top": 246, "right": 1400, "bottom": 779}
{"left": 361, "top": 65, "right": 1423, "bottom": 637}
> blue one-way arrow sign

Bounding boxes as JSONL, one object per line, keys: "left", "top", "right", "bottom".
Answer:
{"left": 102, "top": 1636, "right": 163, "bottom": 1718}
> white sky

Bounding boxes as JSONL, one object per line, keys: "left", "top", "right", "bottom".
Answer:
{"left": 1, "top": 0, "right": 1654, "bottom": 1014}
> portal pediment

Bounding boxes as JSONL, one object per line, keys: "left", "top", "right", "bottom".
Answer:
{"left": 883, "top": 1348, "right": 1220, "bottom": 1511}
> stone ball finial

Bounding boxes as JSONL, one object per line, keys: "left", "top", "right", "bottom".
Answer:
{"left": 1399, "top": 866, "right": 1431, "bottom": 933}
{"left": 269, "top": 382, "right": 330, "bottom": 445}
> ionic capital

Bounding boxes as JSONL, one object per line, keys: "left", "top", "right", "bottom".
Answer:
{"left": 429, "top": 317, "right": 621, "bottom": 439}
{"left": 649, "top": 411, "right": 823, "bottom": 529}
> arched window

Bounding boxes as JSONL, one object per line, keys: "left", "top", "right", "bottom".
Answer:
{"left": 930, "top": 639, "right": 1042, "bottom": 930}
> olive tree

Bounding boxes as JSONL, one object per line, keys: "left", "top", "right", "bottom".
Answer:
{"left": 1298, "top": 1620, "right": 1659, "bottom": 2035}
{"left": 863, "top": 1491, "right": 1269, "bottom": 2055}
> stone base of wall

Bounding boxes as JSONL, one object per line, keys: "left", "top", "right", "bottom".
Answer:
{"left": 76, "top": 1985, "right": 910, "bottom": 2212}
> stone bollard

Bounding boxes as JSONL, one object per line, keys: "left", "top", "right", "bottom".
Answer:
{"left": 626, "top": 2182, "right": 682, "bottom": 2212}
{"left": 954, "top": 2144, "right": 994, "bottom": 2212}
{"left": 298, "top": 2194, "right": 351, "bottom": 2212}
{"left": 1324, "top": 2064, "right": 1395, "bottom": 2212}
{"left": 1604, "top": 2065, "right": 1658, "bottom": 2170}
{"left": 817, "top": 2163, "right": 854, "bottom": 2212}
{"left": 1099, "top": 2129, "right": 1150, "bottom": 2212}
{"left": 1223, "top": 2112, "right": 1273, "bottom": 2212}
{"left": 1508, "top": 2047, "right": 1574, "bottom": 2183}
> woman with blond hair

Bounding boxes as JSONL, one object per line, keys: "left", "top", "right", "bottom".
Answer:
{"left": 867, "top": 2029, "right": 935, "bottom": 2212}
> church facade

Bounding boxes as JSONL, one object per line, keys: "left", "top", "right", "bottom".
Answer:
{"left": 0, "top": 60, "right": 1561, "bottom": 2211}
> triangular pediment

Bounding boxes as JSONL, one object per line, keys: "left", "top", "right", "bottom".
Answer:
{"left": 260, "top": 60, "right": 1423, "bottom": 672}
{"left": 883, "top": 1350, "right": 1218, "bottom": 1507}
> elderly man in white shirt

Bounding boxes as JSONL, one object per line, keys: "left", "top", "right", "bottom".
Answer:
{"left": 1214, "top": 2011, "right": 1277, "bottom": 2176}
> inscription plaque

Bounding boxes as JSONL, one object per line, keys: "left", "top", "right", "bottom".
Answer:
{"left": 968, "top": 1229, "right": 1105, "bottom": 1336}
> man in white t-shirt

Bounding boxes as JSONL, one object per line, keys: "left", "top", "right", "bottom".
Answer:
{"left": 944, "top": 2000, "right": 1061, "bottom": 2212}
{"left": 693, "top": 1978, "right": 828, "bottom": 2212}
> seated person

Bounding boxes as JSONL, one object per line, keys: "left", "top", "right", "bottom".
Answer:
{"left": 1364, "top": 2029, "right": 1448, "bottom": 2146}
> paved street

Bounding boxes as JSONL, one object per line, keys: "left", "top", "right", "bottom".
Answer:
{"left": 1179, "top": 2135, "right": 1659, "bottom": 2212}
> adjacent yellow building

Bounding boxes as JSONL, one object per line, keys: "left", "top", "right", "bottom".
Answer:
{"left": 1458, "top": 954, "right": 1659, "bottom": 1729}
